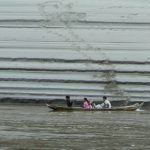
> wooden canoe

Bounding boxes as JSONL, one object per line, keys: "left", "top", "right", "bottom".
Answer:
{"left": 46, "top": 102, "right": 144, "bottom": 111}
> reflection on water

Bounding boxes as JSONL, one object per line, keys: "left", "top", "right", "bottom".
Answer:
{"left": 0, "top": 104, "right": 150, "bottom": 150}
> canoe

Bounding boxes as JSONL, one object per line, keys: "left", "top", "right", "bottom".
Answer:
{"left": 46, "top": 102, "right": 144, "bottom": 111}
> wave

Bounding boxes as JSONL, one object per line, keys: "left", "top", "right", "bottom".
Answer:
{"left": 0, "top": 57, "right": 150, "bottom": 64}
{"left": 1, "top": 19, "right": 150, "bottom": 29}
{"left": 0, "top": 77, "right": 150, "bottom": 85}
{"left": 0, "top": 19, "right": 150, "bottom": 24}
{"left": 1, "top": 67, "right": 150, "bottom": 74}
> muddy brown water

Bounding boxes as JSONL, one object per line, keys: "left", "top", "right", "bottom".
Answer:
{"left": 0, "top": 104, "right": 150, "bottom": 150}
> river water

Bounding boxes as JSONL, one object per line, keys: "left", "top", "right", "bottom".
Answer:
{"left": 0, "top": 104, "right": 150, "bottom": 150}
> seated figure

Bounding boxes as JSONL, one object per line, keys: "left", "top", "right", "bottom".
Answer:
{"left": 65, "top": 95, "right": 73, "bottom": 107}
{"left": 83, "top": 98, "right": 92, "bottom": 109}
{"left": 101, "top": 96, "right": 111, "bottom": 108}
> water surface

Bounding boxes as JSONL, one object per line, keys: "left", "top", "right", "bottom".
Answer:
{"left": 0, "top": 104, "right": 150, "bottom": 150}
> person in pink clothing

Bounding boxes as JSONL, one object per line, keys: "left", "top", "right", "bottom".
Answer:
{"left": 83, "top": 98, "right": 92, "bottom": 109}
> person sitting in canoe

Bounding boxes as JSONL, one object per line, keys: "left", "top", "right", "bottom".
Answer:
{"left": 101, "top": 96, "right": 111, "bottom": 108}
{"left": 83, "top": 98, "right": 92, "bottom": 109}
{"left": 65, "top": 95, "right": 73, "bottom": 107}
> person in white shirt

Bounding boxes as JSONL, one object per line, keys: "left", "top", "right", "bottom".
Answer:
{"left": 95, "top": 104, "right": 102, "bottom": 109}
{"left": 101, "top": 96, "right": 111, "bottom": 108}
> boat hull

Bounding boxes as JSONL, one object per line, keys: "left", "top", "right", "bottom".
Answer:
{"left": 46, "top": 103, "right": 143, "bottom": 111}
